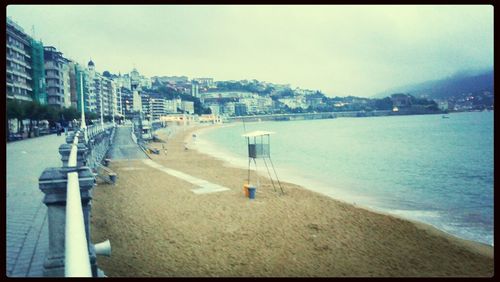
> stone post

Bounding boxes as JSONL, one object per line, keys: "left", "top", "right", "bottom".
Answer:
{"left": 38, "top": 167, "right": 96, "bottom": 277}
{"left": 59, "top": 143, "right": 88, "bottom": 167}
{"left": 65, "top": 132, "right": 76, "bottom": 144}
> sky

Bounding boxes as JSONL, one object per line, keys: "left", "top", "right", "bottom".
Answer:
{"left": 7, "top": 5, "right": 494, "bottom": 97}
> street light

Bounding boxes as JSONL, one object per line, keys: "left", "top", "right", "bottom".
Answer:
{"left": 112, "top": 83, "right": 116, "bottom": 126}
{"left": 79, "top": 72, "right": 88, "bottom": 142}
{"left": 100, "top": 85, "right": 104, "bottom": 130}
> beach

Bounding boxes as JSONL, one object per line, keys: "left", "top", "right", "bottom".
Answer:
{"left": 90, "top": 124, "right": 493, "bottom": 277}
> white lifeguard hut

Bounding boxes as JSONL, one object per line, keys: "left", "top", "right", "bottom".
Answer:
{"left": 242, "top": 130, "right": 284, "bottom": 195}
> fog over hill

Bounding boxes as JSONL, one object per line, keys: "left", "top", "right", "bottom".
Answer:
{"left": 374, "top": 69, "right": 493, "bottom": 99}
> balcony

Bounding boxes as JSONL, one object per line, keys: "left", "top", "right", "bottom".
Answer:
{"left": 46, "top": 73, "right": 61, "bottom": 79}
{"left": 47, "top": 91, "right": 64, "bottom": 98}
{"left": 45, "top": 62, "right": 62, "bottom": 70}
{"left": 7, "top": 44, "right": 31, "bottom": 58}
{"left": 7, "top": 55, "right": 31, "bottom": 69}
{"left": 10, "top": 94, "right": 33, "bottom": 102}
{"left": 47, "top": 82, "right": 62, "bottom": 88}
{"left": 6, "top": 68, "right": 31, "bottom": 80}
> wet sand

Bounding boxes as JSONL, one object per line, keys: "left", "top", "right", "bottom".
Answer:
{"left": 90, "top": 124, "right": 493, "bottom": 277}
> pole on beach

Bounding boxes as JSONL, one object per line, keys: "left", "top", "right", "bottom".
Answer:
{"left": 80, "top": 73, "right": 88, "bottom": 143}
{"left": 100, "top": 91, "right": 104, "bottom": 131}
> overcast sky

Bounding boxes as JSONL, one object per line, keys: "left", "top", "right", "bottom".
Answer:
{"left": 7, "top": 5, "right": 493, "bottom": 97}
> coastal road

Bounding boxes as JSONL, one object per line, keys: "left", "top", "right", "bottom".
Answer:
{"left": 107, "top": 126, "right": 147, "bottom": 160}
{"left": 6, "top": 133, "right": 67, "bottom": 277}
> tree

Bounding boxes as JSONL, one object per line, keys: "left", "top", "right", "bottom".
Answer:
{"left": 6, "top": 99, "right": 25, "bottom": 138}
{"left": 279, "top": 88, "right": 295, "bottom": 97}
{"left": 374, "top": 97, "right": 393, "bottom": 110}
{"left": 25, "top": 102, "right": 42, "bottom": 138}
{"left": 85, "top": 111, "right": 99, "bottom": 123}
{"left": 8, "top": 99, "right": 27, "bottom": 135}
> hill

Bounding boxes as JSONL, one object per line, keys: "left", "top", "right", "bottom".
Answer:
{"left": 374, "top": 69, "right": 493, "bottom": 100}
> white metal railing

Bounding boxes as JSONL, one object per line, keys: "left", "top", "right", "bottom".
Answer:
{"left": 64, "top": 133, "right": 92, "bottom": 277}
{"left": 85, "top": 123, "right": 114, "bottom": 140}
{"left": 63, "top": 122, "right": 116, "bottom": 276}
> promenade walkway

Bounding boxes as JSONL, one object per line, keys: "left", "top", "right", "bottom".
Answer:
{"left": 6, "top": 133, "right": 66, "bottom": 277}
{"left": 107, "top": 126, "right": 147, "bottom": 160}
{"left": 5, "top": 125, "right": 146, "bottom": 277}
{"left": 107, "top": 126, "right": 229, "bottom": 194}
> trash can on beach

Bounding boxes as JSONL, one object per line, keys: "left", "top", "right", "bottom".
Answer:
{"left": 248, "top": 186, "right": 256, "bottom": 199}
{"left": 243, "top": 183, "right": 250, "bottom": 197}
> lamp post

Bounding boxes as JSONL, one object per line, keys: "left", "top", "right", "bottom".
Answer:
{"left": 100, "top": 88, "right": 104, "bottom": 131}
{"left": 80, "top": 72, "right": 88, "bottom": 142}
{"left": 112, "top": 85, "right": 116, "bottom": 126}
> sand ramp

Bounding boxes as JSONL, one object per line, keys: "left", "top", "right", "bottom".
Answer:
{"left": 142, "top": 159, "right": 230, "bottom": 194}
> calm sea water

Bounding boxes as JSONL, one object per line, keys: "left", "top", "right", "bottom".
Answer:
{"left": 195, "top": 112, "right": 494, "bottom": 246}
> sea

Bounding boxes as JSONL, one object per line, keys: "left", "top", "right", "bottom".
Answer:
{"left": 193, "top": 111, "right": 494, "bottom": 246}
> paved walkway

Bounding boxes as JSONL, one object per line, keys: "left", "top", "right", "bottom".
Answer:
{"left": 6, "top": 126, "right": 147, "bottom": 277}
{"left": 108, "top": 126, "right": 147, "bottom": 160}
{"left": 108, "top": 126, "right": 229, "bottom": 194}
{"left": 6, "top": 133, "right": 66, "bottom": 277}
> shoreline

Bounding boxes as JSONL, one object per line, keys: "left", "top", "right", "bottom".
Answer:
{"left": 91, "top": 124, "right": 493, "bottom": 277}
{"left": 187, "top": 123, "right": 494, "bottom": 252}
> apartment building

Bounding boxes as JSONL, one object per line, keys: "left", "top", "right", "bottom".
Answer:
{"left": 44, "top": 46, "right": 67, "bottom": 107}
{"left": 6, "top": 18, "right": 35, "bottom": 102}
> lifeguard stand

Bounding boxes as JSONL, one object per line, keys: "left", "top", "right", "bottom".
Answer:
{"left": 242, "top": 131, "right": 284, "bottom": 195}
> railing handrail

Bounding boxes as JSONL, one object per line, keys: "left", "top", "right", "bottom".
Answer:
{"left": 64, "top": 133, "right": 92, "bottom": 277}
{"left": 85, "top": 122, "right": 114, "bottom": 139}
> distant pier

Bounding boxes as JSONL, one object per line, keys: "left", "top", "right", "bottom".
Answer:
{"left": 227, "top": 110, "right": 393, "bottom": 122}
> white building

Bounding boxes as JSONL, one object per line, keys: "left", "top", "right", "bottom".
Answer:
{"left": 140, "top": 77, "right": 152, "bottom": 89}
{"left": 130, "top": 68, "right": 141, "bottom": 91}
{"left": 181, "top": 100, "right": 195, "bottom": 114}
{"left": 257, "top": 97, "right": 273, "bottom": 113}
{"left": 203, "top": 91, "right": 253, "bottom": 99}
{"left": 191, "top": 81, "right": 199, "bottom": 97}
{"left": 306, "top": 97, "right": 323, "bottom": 108}
{"left": 115, "top": 85, "right": 123, "bottom": 116}
{"left": 208, "top": 104, "right": 220, "bottom": 116}
{"left": 438, "top": 101, "right": 449, "bottom": 111}
{"left": 164, "top": 99, "right": 178, "bottom": 113}
{"left": 62, "top": 61, "right": 72, "bottom": 108}
{"left": 223, "top": 102, "right": 236, "bottom": 116}
{"left": 150, "top": 98, "right": 166, "bottom": 120}
{"left": 239, "top": 97, "right": 259, "bottom": 114}
{"left": 110, "top": 80, "right": 119, "bottom": 118}
{"left": 278, "top": 97, "right": 307, "bottom": 109}
{"left": 140, "top": 93, "right": 152, "bottom": 120}
{"left": 193, "top": 77, "right": 215, "bottom": 88}
{"left": 115, "top": 73, "right": 131, "bottom": 90}
{"left": 132, "top": 90, "right": 142, "bottom": 112}
{"left": 86, "top": 60, "right": 98, "bottom": 112}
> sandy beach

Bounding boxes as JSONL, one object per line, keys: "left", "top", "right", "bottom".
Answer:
{"left": 90, "top": 124, "right": 493, "bottom": 277}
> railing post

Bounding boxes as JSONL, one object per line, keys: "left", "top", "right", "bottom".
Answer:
{"left": 59, "top": 144, "right": 88, "bottom": 167}
{"left": 38, "top": 167, "right": 95, "bottom": 277}
{"left": 59, "top": 130, "right": 88, "bottom": 167}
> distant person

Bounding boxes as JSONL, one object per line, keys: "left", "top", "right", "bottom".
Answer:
{"left": 184, "top": 142, "right": 188, "bottom": 151}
